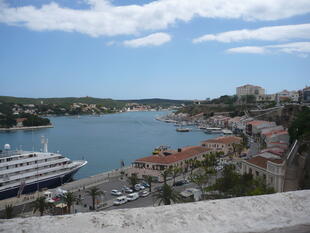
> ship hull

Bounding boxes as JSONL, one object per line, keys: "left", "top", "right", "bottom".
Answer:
{"left": 0, "top": 168, "right": 79, "bottom": 200}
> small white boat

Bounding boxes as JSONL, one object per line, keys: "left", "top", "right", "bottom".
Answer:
{"left": 205, "top": 127, "right": 222, "bottom": 134}
{"left": 222, "top": 129, "right": 233, "bottom": 135}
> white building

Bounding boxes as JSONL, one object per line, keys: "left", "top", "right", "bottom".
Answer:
{"left": 241, "top": 152, "right": 285, "bottom": 192}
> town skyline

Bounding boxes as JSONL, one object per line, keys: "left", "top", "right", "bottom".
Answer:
{"left": 1, "top": 84, "right": 309, "bottom": 101}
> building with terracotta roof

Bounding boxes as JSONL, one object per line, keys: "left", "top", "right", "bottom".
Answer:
{"left": 15, "top": 118, "right": 27, "bottom": 127}
{"left": 129, "top": 146, "right": 211, "bottom": 181}
{"left": 246, "top": 120, "right": 276, "bottom": 135}
{"left": 241, "top": 152, "right": 285, "bottom": 192}
{"left": 263, "top": 130, "right": 289, "bottom": 145}
{"left": 201, "top": 136, "right": 242, "bottom": 155}
{"left": 266, "top": 142, "right": 289, "bottom": 150}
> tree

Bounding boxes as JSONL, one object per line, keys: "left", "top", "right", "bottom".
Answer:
{"left": 171, "top": 167, "right": 182, "bottom": 185}
{"left": 63, "top": 192, "right": 78, "bottom": 214}
{"left": 160, "top": 169, "right": 171, "bottom": 184}
{"left": 4, "top": 204, "right": 14, "bottom": 219}
{"left": 33, "top": 196, "right": 53, "bottom": 216}
{"left": 241, "top": 95, "right": 256, "bottom": 104}
{"left": 127, "top": 173, "right": 139, "bottom": 190}
{"left": 210, "top": 165, "right": 275, "bottom": 197}
{"left": 189, "top": 170, "right": 208, "bottom": 198}
{"left": 232, "top": 143, "right": 243, "bottom": 157}
{"left": 288, "top": 107, "right": 310, "bottom": 143}
{"left": 146, "top": 175, "right": 153, "bottom": 192}
{"left": 86, "top": 187, "right": 104, "bottom": 211}
{"left": 153, "top": 184, "right": 181, "bottom": 205}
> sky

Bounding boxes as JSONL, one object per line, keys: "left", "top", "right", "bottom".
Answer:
{"left": 0, "top": 0, "right": 309, "bottom": 100}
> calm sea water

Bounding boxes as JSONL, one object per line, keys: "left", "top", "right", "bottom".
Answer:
{"left": 0, "top": 111, "right": 215, "bottom": 179}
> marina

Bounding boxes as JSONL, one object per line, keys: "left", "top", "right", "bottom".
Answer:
{"left": 0, "top": 111, "right": 216, "bottom": 180}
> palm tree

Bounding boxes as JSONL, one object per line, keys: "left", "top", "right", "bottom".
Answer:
{"left": 160, "top": 168, "right": 171, "bottom": 184}
{"left": 4, "top": 204, "right": 14, "bottom": 219}
{"left": 33, "top": 196, "right": 53, "bottom": 216}
{"left": 171, "top": 167, "right": 182, "bottom": 185}
{"left": 146, "top": 175, "right": 153, "bottom": 192}
{"left": 86, "top": 187, "right": 104, "bottom": 211}
{"left": 127, "top": 173, "right": 138, "bottom": 190}
{"left": 63, "top": 192, "right": 77, "bottom": 214}
{"left": 153, "top": 184, "right": 181, "bottom": 205}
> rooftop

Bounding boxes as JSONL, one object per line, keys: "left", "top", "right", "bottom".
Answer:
{"left": 237, "top": 84, "right": 263, "bottom": 89}
{"left": 262, "top": 130, "right": 288, "bottom": 137}
{"left": 247, "top": 120, "right": 273, "bottom": 126}
{"left": 201, "top": 136, "right": 242, "bottom": 145}
{"left": 135, "top": 146, "right": 210, "bottom": 164}
{"left": 246, "top": 155, "right": 283, "bottom": 169}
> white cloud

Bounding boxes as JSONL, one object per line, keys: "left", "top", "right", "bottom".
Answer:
{"left": 227, "top": 46, "right": 267, "bottom": 54}
{"left": 193, "top": 23, "right": 310, "bottom": 43}
{"left": 0, "top": 0, "right": 310, "bottom": 37}
{"left": 123, "top": 33, "right": 171, "bottom": 47}
{"left": 226, "top": 42, "right": 310, "bottom": 57}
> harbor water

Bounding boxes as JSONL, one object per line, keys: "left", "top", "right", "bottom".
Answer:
{"left": 0, "top": 111, "right": 216, "bottom": 179}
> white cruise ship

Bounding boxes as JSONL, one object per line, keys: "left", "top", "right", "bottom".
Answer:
{"left": 0, "top": 137, "right": 87, "bottom": 200}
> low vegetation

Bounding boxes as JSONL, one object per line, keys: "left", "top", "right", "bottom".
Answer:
{"left": 208, "top": 165, "right": 275, "bottom": 198}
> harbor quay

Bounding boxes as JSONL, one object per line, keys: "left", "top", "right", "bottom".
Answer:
{"left": 0, "top": 166, "right": 131, "bottom": 212}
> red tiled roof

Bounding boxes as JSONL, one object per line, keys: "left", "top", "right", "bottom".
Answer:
{"left": 269, "top": 142, "right": 288, "bottom": 145}
{"left": 261, "top": 149, "right": 285, "bottom": 156}
{"left": 201, "top": 136, "right": 242, "bottom": 144}
{"left": 246, "top": 156, "right": 283, "bottom": 169}
{"left": 135, "top": 146, "right": 210, "bottom": 164}
{"left": 247, "top": 120, "right": 271, "bottom": 126}
{"left": 16, "top": 118, "right": 27, "bottom": 123}
{"left": 262, "top": 130, "right": 288, "bottom": 137}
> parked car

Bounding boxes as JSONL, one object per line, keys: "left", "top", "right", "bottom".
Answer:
{"left": 141, "top": 182, "right": 150, "bottom": 188}
{"left": 123, "top": 186, "right": 133, "bottom": 193}
{"left": 113, "top": 196, "right": 127, "bottom": 205}
{"left": 111, "top": 189, "right": 122, "bottom": 196}
{"left": 127, "top": 192, "right": 139, "bottom": 201}
{"left": 173, "top": 179, "right": 188, "bottom": 186}
{"left": 139, "top": 190, "right": 150, "bottom": 197}
{"left": 154, "top": 186, "right": 163, "bottom": 192}
{"left": 134, "top": 183, "right": 145, "bottom": 191}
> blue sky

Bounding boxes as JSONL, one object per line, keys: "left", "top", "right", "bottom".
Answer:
{"left": 0, "top": 0, "right": 309, "bottom": 100}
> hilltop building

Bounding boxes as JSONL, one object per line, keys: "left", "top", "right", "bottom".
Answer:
{"left": 236, "top": 84, "right": 265, "bottom": 98}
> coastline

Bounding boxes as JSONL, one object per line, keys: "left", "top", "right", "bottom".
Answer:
{"left": 0, "top": 125, "right": 53, "bottom": 132}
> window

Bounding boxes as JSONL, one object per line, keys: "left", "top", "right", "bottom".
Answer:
{"left": 249, "top": 168, "right": 252, "bottom": 174}
{"left": 256, "top": 171, "right": 259, "bottom": 176}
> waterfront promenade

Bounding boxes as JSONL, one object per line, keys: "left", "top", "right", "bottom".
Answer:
{"left": 0, "top": 166, "right": 130, "bottom": 211}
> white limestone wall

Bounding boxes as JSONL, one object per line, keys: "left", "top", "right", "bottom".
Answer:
{"left": 1, "top": 191, "right": 310, "bottom": 233}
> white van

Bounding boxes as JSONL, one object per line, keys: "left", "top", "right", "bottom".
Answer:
{"left": 127, "top": 192, "right": 139, "bottom": 201}
{"left": 113, "top": 196, "right": 127, "bottom": 206}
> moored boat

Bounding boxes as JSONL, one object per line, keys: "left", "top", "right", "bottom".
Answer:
{"left": 176, "top": 128, "right": 191, "bottom": 132}
{"left": 0, "top": 137, "right": 87, "bottom": 200}
{"left": 204, "top": 127, "right": 222, "bottom": 134}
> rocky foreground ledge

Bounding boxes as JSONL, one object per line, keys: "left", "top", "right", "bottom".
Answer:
{"left": 1, "top": 191, "right": 310, "bottom": 233}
